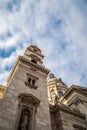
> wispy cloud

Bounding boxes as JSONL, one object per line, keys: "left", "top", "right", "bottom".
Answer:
{"left": 0, "top": 0, "right": 87, "bottom": 87}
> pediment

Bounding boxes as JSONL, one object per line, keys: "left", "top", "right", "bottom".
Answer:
{"left": 63, "top": 85, "right": 87, "bottom": 99}
{"left": 18, "top": 93, "right": 40, "bottom": 106}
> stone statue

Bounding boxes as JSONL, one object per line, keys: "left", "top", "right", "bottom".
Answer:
{"left": 20, "top": 110, "right": 31, "bottom": 130}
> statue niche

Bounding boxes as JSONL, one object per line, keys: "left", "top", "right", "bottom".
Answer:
{"left": 18, "top": 108, "right": 32, "bottom": 130}
{"left": 15, "top": 94, "right": 40, "bottom": 130}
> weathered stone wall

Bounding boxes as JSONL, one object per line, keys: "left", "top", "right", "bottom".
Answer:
{"left": 50, "top": 111, "right": 57, "bottom": 130}
{"left": 55, "top": 108, "right": 86, "bottom": 130}
{"left": 0, "top": 60, "right": 51, "bottom": 130}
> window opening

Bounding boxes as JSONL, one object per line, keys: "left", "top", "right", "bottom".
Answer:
{"left": 28, "top": 78, "right": 31, "bottom": 84}
{"left": 31, "top": 60, "right": 37, "bottom": 64}
{"left": 58, "top": 91, "right": 63, "bottom": 97}
{"left": 32, "top": 80, "right": 35, "bottom": 85}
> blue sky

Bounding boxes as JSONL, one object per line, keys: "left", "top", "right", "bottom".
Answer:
{"left": 0, "top": 0, "right": 87, "bottom": 87}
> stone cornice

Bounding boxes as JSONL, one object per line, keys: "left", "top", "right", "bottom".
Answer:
{"left": 73, "top": 124, "right": 86, "bottom": 130}
{"left": 50, "top": 104, "right": 85, "bottom": 119}
{"left": 19, "top": 56, "right": 50, "bottom": 75}
{"left": 7, "top": 56, "right": 50, "bottom": 85}
{"left": 26, "top": 46, "right": 44, "bottom": 58}
{"left": 69, "top": 97, "right": 87, "bottom": 107}
{"left": 61, "top": 85, "right": 87, "bottom": 100}
{"left": 18, "top": 93, "right": 40, "bottom": 106}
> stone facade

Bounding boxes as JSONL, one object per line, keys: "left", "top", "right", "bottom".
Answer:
{"left": 48, "top": 75, "right": 87, "bottom": 130}
{"left": 0, "top": 45, "right": 87, "bottom": 130}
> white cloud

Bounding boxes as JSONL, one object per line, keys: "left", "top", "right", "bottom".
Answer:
{"left": 0, "top": 0, "right": 87, "bottom": 87}
{"left": 0, "top": 34, "right": 19, "bottom": 49}
{"left": 0, "top": 71, "right": 9, "bottom": 85}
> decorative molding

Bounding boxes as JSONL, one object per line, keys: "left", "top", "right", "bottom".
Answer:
{"left": 73, "top": 124, "right": 86, "bottom": 130}
{"left": 30, "top": 67, "right": 37, "bottom": 72}
{"left": 26, "top": 73, "right": 39, "bottom": 80}
{"left": 61, "top": 86, "right": 87, "bottom": 103}
{"left": 69, "top": 97, "right": 87, "bottom": 107}
{"left": 19, "top": 56, "right": 50, "bottom": 75}
{"left": 18, "top": 93, "right": 40, "bottom": 107}
{"left": 25, "top": 81, "right": 38, "bottom": 89}
{"left": 50, "top": 104, "right": 85, "bottom": 119}
{"left": 27, "top": 45, "right": 44, "bottom": 58}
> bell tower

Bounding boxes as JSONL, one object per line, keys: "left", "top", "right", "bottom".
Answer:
{"left": 24, "top": 45, "right": 44, "bottom": 65}
{"left": 0, "top": 45, "right": 52, "bottom": 130}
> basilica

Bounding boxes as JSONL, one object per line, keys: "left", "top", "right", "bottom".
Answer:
{"left": 0, "top": 45, "right": 87, "bottom": 130}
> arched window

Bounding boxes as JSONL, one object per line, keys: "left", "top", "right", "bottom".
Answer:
{"left": 28, "top": 78, "right": 31, "bottom": 84}
{"left": 58, "top": 91, "right": 63, "bottom": 98}
{"left": 27, "top": 78, "right": 36, "bottom": 86}
{"left": 31, "top": 59, "right": 37, "bottom": 64}
{"left": 32, "top": 80, "right": 35, "bottom": 85}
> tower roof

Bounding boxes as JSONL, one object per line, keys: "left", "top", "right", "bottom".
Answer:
{"left": 48, "top": 73, "right": 56, "bottom": 79}
{"left": 48, "top": 73, "right": 68, "bottom": 88}
{"left": 28, "top": 45, "right": 41, "bottom": 53}
{"left": 25, "top": 45, "right": 44, "bottom": 58}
